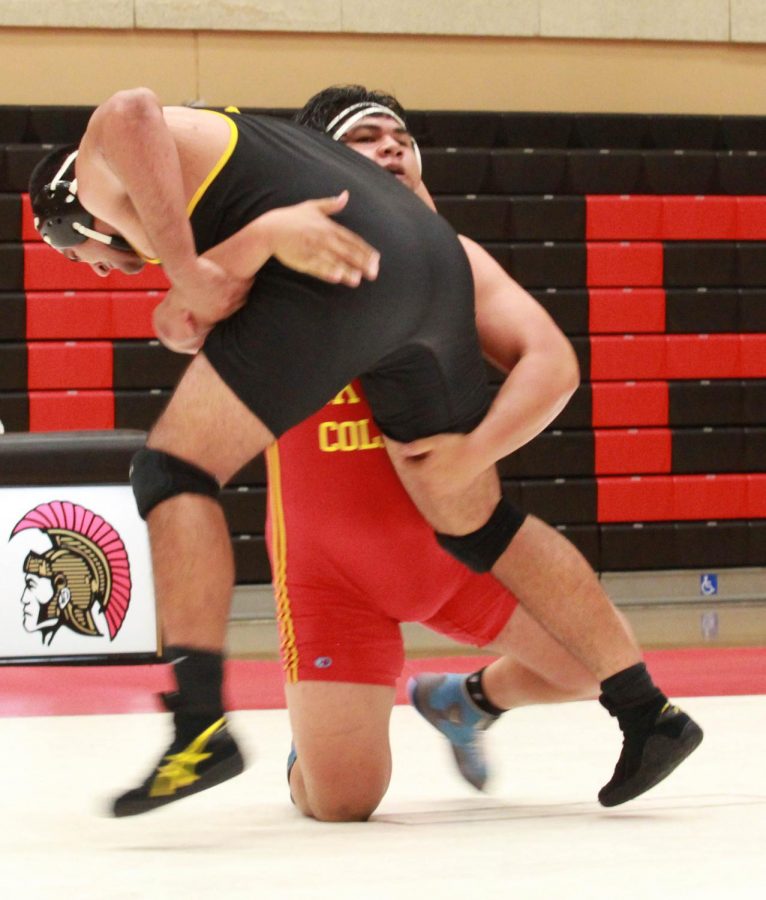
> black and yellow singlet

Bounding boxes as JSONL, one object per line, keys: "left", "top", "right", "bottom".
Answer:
{"left": 198, "top": 111, "right": 490, "bottom": 443}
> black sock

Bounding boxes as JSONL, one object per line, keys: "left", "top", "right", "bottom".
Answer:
{"left": 599, "top": 662, "right": 666, "bottom": 727}
{"left": 165, "top": 645, "right": 225, "bottom": 743}
{"left": 465, "top": 668, "right": 506, "bottom": 717}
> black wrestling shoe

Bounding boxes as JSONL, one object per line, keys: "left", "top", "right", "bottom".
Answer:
{"left": 111, "top": 716, "right": 245, "bottom": 817}
{"left": 598, "top": 700, "right": 703, "bottom": 807}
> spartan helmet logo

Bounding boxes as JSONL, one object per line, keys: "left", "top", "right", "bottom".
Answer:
{"left": 12, "top": 501, "right": 131, "bottom": 645}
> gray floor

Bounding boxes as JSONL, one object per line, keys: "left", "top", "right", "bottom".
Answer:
{"left": 2, "top": 694, "right": 764, "bottom": 899}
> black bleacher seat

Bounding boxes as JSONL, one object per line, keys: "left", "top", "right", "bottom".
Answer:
{"left": 506, "top": 197, "right": 584, "bottom": 240}
{"left": 572, "top": 113, "right": 651, "bottom": 149}
{"left": 642, "top": 150, "right": 718, "bottom": 194}
{"left": 674, "top": 521, "right": 751, "bottom": 567}
{"left": 719, "top": 116, "right": 766, "bottom": 150}
{"left": 740, "top": 290, "right": 766, "bottom": 331}
{"left": 745, "top": 427, "right": 766, "bottom": 469}
{"left": 569, "top": 336, "right": 591, "bottom": 379}
{"left": 565, "top": 149, "right": 644, "bottom": 193}
{"left": 112, "top": 342, "right": 189, "bottom": 389}
{"left": 736, "top": 243, "right": 766, "bottom": 286}
{"left": 600, "top": 521, "right": 752, "bottom": 570}
{"left": 220, "top": 486, "right": 267, "bottom": 532}
{"left": 2, "top": 144, "right": 55, "bottom": 192}
{"left": 648, "top": 115, "right": 721, "bottom": 150}
{"left": 0, "top": 194, "right": 20, "bottom": 241}
{"left": 418, "top": 111, "right": 501, "bottom": 148}
{"left": 232, "top": 535, "right": 271, "bottom": 583}
{"left": 436, "top": 197, "right": 508, "bottom": 240}
{"left": 532, "top": 288, "right": 589, "bottom": 334}
{"left": 555, "top": 524, "right": 600, "bottom": 569}
{"left": 519, "top": 478, "right": 597, "bottom": 524}
{"left": 0, "top": 244, "right": 23, "bottom": 289}
{"left": 437, "top": 196, "right": 586, "bottom": 241}
{"left": 744, "top": 380, "right": 766, "bottom": 422}
{"left": 665, "top": 289, "right": 740, "bottom": 333}
{"left": 600, "top": 522, "right": 678, "bottom": 570}
{"left": 668, "top": 380, "right": 745, "bottom": 426}
{"left": 0, "top": 106, "right": 29, "bottom": 143}
{"left": 26, "top": 106, "right": 93, "bottom": 143}
{"left": 420, "top": 149, "right": 489, "bottom": 193}
{"left": 0, "top": 393, "right": 28, "bottom": 431}
{"left": 114, "top": 389, "right": 169, "bottom": 430}
{"left": 550, "top": 384, "right": 592, "bottom": 429}
{"left": 0, "top": 293, "right": 25, "bottom": 339}
{"left": 485, "top": 242, "right": 587, "bottom": 288}
{"left": 0, "top": 344, "right": 26, "bottom": 389}
{"left": 231, "top": 455, "right": 267, "bottom": 485}
{"left": 672, "top": 427, "right": 746, "bottom": 472}
{"left": 489, "top": 149, "right": 568, "bottom": 193}
{"left": 497, "top": 430, "right": 594, "bottom": 478}
{"left": 750, "top": 521, "right": 766, "bottom": 563}
{"left": 717, "top": 151, "right": 765, "bottom": 194}
{"left": 498, "top": 112, "right": 573, "bottom": 148}
{"left": 663, "top": 243, "right": 738, "bottom": 287}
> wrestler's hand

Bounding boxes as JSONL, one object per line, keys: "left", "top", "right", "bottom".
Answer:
{"left": 152, "top": 295, "right": 212, "bottom": 355}
{"left": 169, "top": 255, "right": 252, "bottom": 325}
{"left": 262, "top": 191, "right": 380, "bottom": 287}
{"left": 385, "top": 433, "right": 490, "bottom": 500}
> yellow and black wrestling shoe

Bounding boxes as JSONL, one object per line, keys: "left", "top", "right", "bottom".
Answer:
{"left": 111, "top": 715, "right": 245, "bottom": 817}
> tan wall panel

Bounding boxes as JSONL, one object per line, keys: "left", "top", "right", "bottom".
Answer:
{"left": 197, "top": 32, "right": 766, "bottom": 115}
{"left": 2, "top": 28, "right": 766, "bottom": 114}
{"left": 541, "top": 0, "right": 730, "bottom": 43}
{"left": 0, "top": 29, "right": 197, "bottom": 105}
{"left": 0, "top": 0, "right": 133, "bottom": 29}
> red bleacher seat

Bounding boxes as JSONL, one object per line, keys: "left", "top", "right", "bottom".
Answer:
{"left": 588, "top": 288, "right": 665, "bottom": 333}
{"left": 591, "top": 381, "right": 669, "bottom": 426}
{"left": 590, "top": 335, "right": 666, "bottom": 380}
{"left": 672, "top": 474, "right": 748, "bottom": 519}
{"left": 595, "top": 428, "right": 671, "bottom": 474}
{"left": 26, "top": 291, "right": 159, "bottom": 339}
{"left": 28, "top": 389, "right": 115, "bottom": 431}
{"left": 598, "top": 475, "right": 674, "bottom": 522}
{"left": 665, "top": 334, "right": 740, "bottom": 379}
{"left": 27, "top": 341, "right": 112, "bottom": 389}
{"left": 585, "top": 196, "right": 662, "bottom": 240}
{"left": 587, "top": 241, "right": 663, "bottom": 287}
{"left": 736, "top": 197, "right": 766, "bottom": 239}
{"left": 661, "top": 196, "right": 737, "bottom": 240}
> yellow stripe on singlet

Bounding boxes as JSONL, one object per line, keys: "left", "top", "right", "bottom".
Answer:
{"left": 186, "top": 109, "right": 240, "bottom": 218}
{"left": 265, "top": 443, "right": 300, "bottom": 683}
{"left": 137, "top": 109, "right": 239, "bottom": 265}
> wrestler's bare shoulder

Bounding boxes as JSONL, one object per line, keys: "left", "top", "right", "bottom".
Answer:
{"left": 162, "top": 106, "right": 234, "bottom": 184}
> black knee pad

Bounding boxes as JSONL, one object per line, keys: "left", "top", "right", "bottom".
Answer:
{"left": 435, "top": 496, "right": 527, "bottom": 573}
{"left": 130, "top": 448, "right": 220, "bottom": 520}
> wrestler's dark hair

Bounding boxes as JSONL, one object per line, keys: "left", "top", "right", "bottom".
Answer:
{"left": 28, "top": 144, "right": 78, "bottom": 210}
{"left": 295, "top": 84, "right": 408, "bottom": 132}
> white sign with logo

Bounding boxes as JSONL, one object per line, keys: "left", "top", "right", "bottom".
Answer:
{"left": 0, "top": 485, "right": 157, "bottom": 660}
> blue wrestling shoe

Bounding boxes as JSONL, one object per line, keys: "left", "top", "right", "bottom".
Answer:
{"left": 408, "top": 673, "right": 498, "bottom": 790}
{"left": 287, "top": 742, "right": 297, "bottom": 804}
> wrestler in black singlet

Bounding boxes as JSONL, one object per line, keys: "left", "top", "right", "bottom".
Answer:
{"left": 198, "top": 112, "right": 489, "bottom": 442}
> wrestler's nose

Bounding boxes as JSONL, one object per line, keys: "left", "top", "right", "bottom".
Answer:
{"left": 379, "top": 134, "right": 402, "bottom": 156}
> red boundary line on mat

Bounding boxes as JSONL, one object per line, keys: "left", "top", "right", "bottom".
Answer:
{"left": 1, "top": 646, "right": 764, "bottom": 718}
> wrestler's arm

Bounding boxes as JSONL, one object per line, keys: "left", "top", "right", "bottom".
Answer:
{"left": 461, "top": 234, "right": 579, "bottom": 468}
{"left": 77, "top": 88, "right": 222, "bottom": 290}
{"left": 390, "top": 188, "right": 578, "bottom": 483}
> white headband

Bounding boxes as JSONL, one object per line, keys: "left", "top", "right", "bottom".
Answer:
{"left": 326, "top": 103, "right": 422, "bottom": 174}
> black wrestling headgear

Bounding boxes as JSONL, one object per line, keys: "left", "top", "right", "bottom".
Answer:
{"left": 30, "top": 147, "right": 133, "bottom": 252}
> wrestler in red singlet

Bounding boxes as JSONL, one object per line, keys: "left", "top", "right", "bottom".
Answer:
{"left": 266, "top": 380, "right": 518, "bottom": 686}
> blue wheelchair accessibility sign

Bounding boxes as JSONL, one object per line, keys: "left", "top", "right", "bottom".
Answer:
{"left": 700, "top": 573, "right": 718, "bottom": 596}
